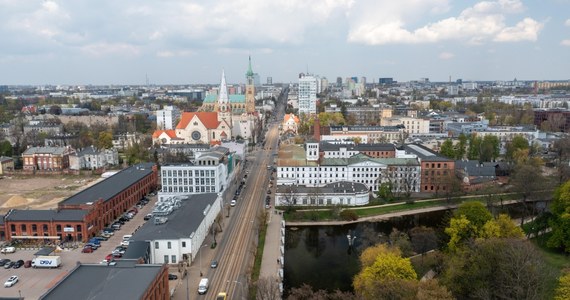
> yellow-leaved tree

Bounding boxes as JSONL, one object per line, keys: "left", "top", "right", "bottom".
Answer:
{"left": 554, "top": 271, "right": 570, "bottom": 300}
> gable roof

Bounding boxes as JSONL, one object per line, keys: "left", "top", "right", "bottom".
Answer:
{"left": 284, "top": 114, "right": 300, "bottom": 124}
{"left": 176, "top": 112, "right": 219, "bottom": 130}
{"left": 152, "top": 129, "right": 177, "bottom": 139}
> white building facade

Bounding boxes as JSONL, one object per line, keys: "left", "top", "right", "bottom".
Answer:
{"left": 156, "top": 105, "right": 181, "bottom": 130}
{"left": 298, "top": 74, "right": 318, "bottom": 115}
{"left": 275, "top": 181, "right": 369, "bottom": 206}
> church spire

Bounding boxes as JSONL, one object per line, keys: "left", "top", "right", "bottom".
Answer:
{"left": 219, "top": 69, "right": 229, "bottom": 106}
{"left": 246, "top": 55, "right": 254, "bottom": 77}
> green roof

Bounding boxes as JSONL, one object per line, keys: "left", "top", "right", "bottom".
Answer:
{"left": 203, "top": 94, "right": 246, "bottom": 103}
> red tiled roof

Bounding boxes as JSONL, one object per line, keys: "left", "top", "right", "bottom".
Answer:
{"left": 284, "top": 113, "right": 300, "bottom": 124}
{"left": 152, "top": 129, "right": 177, "bottom": 138}
{"left": 176, "top": 112, "right": 220, "bottom": 130}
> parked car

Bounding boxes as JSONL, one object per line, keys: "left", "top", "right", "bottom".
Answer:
{"left": 121, "top": 240, "right": 130, "bottom": 247}
{"left": 102, "top": 228, "right": 115, "bottom": 235}
{"left": 0, "top": 259, "right": 9, "bottom": 266}
{"left": 168, "top": 274, "right": 178, "bottom": 280}
{"left": 4, "top": 275, "right": 18, "bottom": 288}
{"left": 210, "top": 260, "right": 218, "bottom": 268}
{"left": 111, "top": 223, "right": 121, "bottom": 230}
{"left": 4, "top": 261, "right": 14, "bottom": 269}
{"left": 105, "top": 254, "right": 113, "bottom": 261}
{"left": 230, "top": 200, "right": 237, "bottom": 207}
{"left": 82, "top": 247, "right": 94, "bottom": 253}
{"left": 13, "top": 260, "right": 24, "bottom": 269}
{"left": 23, "top": 260, "right": 31, "bottom": 268}
{"left": 266, "top": 190, "right": 271, "bottom": 194}
{"left": 144, "top": 214, "right": 153, "bottom": 221}
{"left": 85, "top": 243, "right": 99, "bottom": 250}
{"left": 0, "top": 247, "right": 15, "bottom": 254}
{"left": 112, "top": 252, "right": 122, "bottom": 258}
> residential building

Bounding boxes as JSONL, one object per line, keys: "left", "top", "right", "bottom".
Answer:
{"left": 320, "top": 141, "right": 396, "bottom": 158}
{"left": 275, "top": 181, "right": 369, "bottom": 206}
{"left": 156, "top": 105, "right": 181, "bottom": 130}
{"left": 22, "top": 146, "right": 75, "bottom": 172}
{"left": 455, "top": 160, "right": 497, "bottom": 192}
{"left": 400, "top": 144, "right": 455, "bottom": 193}
{"left": 381, "top": 116, "right": 430, "bottom": 135}
{"left": 324, "top": 125, "right": 405, "bottom": 144}
{"left": 39, "top": 263, "right": 169, "bottom": 300}
{"left": 69, "top": 146, "right": 119, "bottom": 170}
{"left": 131, "top": 193, "right": 222, "bottom": 265}
{"left": 298, "top": 74, "right": 318, "bottom": 115}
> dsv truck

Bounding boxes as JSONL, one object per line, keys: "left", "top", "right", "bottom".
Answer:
{"left": 32, "top": 256, "right": 62, "bottom": 268}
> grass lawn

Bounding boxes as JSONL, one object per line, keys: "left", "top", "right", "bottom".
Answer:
{"left": 353, "top": 200, "right": 446, "bottom": 218}
{"left": 531, "top": 235, "right": 570, "bottom": 299}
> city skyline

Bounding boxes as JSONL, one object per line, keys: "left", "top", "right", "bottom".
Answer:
{"left": 0, "top": 0, "right": 569, "bottom": 85}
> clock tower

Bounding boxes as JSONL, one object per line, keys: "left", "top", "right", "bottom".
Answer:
{"left": 245, "top": 56, "right": 255, "bottom": 114}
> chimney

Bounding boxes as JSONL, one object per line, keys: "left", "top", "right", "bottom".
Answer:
{"left": 313, "top": 116, "right": 321, "bottom": 142}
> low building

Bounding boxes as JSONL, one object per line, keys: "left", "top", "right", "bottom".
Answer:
{"left": 22, "top": 146, "right": 75, "bottom": 172}
{"left": 132, "top": 193, "right": 222, "bottom": 265}
{"left": 70, "top": 146, "right": 119, "bottom": 170}
{"left": 320, "top": 141, "right": 396, "bottom": 158}
{"left": 2, "top": 163, "right": 158, "bottom": 243}
{"left": 275, "top": 181, "right": 369, "bottom": 206}
{"left": 39, "top": 262, "right": 169, "bottom": 300}
{"left": 324, "top": 125, "right": 405, "bottom": 144}
{"left": 400, "top": 144, "right": 455, "bottom": 193}
{"left": 0, "top": 156, "right": 14, "bottom": 175}
{"left": 455, "top": 160, "right": 497, "bottom": 192}
{"left": 282, "top": 113, "right": 300, "bottom": 134}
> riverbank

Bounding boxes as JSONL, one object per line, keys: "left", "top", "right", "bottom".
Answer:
{"left": 284, "top": 196, "right": 546, "bottom": 226}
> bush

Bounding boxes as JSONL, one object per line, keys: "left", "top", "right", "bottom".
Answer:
{"left": 340, "top": 210, "right": 359, "bottom": 221}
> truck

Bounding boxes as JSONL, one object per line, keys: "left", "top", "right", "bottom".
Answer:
{"left": 32, "top": 256, "right": 62, "bottom": 268}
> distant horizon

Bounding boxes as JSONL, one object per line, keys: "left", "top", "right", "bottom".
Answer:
{"left": 1, "top": 1, "right": 569, "bottom": 85}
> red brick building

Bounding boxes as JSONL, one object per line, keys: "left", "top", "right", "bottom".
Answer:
{"left": 22, "top": 146, "right": 74, "bottom": 171}
{"left": 402, "top": 144, "right": 456, "bottom": 193}
{"left": 1, "top": 163, "right": 158, "bottom": 242}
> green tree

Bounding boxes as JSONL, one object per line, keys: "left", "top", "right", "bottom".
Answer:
{"left": 547, "top": 180, "right": 570, "bottom": 253}
{"left": 455, "top": 201, "right": 493, "bottom": 230}
{"left": 97, "top": 131, "right": 114, "bottom": 149}
{"left": 445, "top": 215, "right": 478, "bottom": 252}
{"left": 455, "top": 133, "right": 468, "bottom": 159}
{"left": 481, "top": 214, "right": 524, "bottom": 239}
{"left": 416, "top": 279, "right": 454, "bottom": 300}
{"left": 480, "top": 135, "right": 500, "bottom": 162}
{"left": 467, "top": 134, "right": 481, "bottom": 160}
{"left": 0, "top": 140, "right": 13, "bottom": 157}
{"left": 376, "top": 182, "right": 394, "bottom": 202}
{"left": 554, "top": 271, "right": 570, "bottom": 300}
{"left": 439, "top": 139, "right": 455, "bottom": 159}
{"left": 505, "top": 135, "right": 529, "bottom": 161}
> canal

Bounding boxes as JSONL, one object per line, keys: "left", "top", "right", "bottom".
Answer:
{"left": 283, "top": 202, "right": 541, "bottom": 294}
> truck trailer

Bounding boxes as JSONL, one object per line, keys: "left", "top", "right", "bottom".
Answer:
{"left": 32, "top": 256, "right": 62, "bottom": 268}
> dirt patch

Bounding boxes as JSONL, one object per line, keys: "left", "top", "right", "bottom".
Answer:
{"left": 0, "top": 175, "right": 102, "bottom": 214}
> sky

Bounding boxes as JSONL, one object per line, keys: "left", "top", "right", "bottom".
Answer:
{"left": 0, "top": 0, "right": 569, "bottom": 85}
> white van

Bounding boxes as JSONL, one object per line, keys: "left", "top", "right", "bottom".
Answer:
{"left": 122, "top": 235, "right": 133, "bottom": 241}
{"left": 198, "top": 278, "right": 209, "bottom": 294}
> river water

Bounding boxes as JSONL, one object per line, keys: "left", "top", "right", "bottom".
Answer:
{"left": 283, "top": 202, "right": 539, "bottom": 293}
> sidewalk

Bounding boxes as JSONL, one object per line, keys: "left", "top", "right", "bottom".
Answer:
{"left": 259, "top": 207, "right": 284, "bottom": 298}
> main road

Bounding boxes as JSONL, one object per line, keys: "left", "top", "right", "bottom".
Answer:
{"left": 202, "top": 90, "right": 287, "bottom": 299}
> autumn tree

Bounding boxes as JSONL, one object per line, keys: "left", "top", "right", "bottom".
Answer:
{"left": 409, "top": 226, "right": 438, "bottom": 258}
{"left": 416, "top": 279, "right": 454, "bottom": 300}
{"left": 554, "top": 271, "right": 570, "bottom": 300}
{"left": 286, "top": 283, "right": 357, "bottom": 300}
{"left": 353, "top": 244, "right": 417, "bottom": 300}
{"left": 480, "top": 214, "right": 524, "bottom": 239}
{"left": 256, "top": 277, "right": 280, "bottom": 300}
{"left": 505, "top": 135, "right": 529, "bottom": 161}
{"left": 510, "top": 162, "right": 550, "bottom": 226}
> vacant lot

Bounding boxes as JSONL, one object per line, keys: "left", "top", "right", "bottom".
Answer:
{"left": 0, "top": 175, "right": 101, "bottom": 213}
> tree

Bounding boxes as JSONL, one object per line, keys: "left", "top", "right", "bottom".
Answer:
{"left": 416, "top": 279, "right": 454, "bottom": 300}
{"left": 409, "top": 226, "right": 438, "bottom": 258}
{"left": 286, "top": 283, "right": 357, "bottom": 300}
{"left": 441, "top": 238, "right": 552, "bottom": 300}
{"left": 97, "top": 131, "right": 114, "bottom": 149}
{"left": 505, "top": 135, "right": 529, "bottom": 161}
{"left": 0, "top": 140, "right": 12, "bottom": 157}
{"left": 455, "top": 201, "right": 493, "bottom": 230}
{"left": 467, "top": 134, "right": 481, "bottom": 160}
{"left": 439, "top": 139, "right": 455, "bottom": 159}
{"left": 510, "top": 163, "right": 549, "bottom": 226}
{"left": 376, "top": 182, "right": 394, "bottom": 202}
{"left": 547, "top": 180, "right": 570, "bottom": 253}
{"left": 480, "top": 135, "right": 499, "bottom": 162}
{"left": 353, "top": 244, "right": 417, "bottom": 299}
{"left": 445, "top": 215, "right": 478, "bottom": 252}
{"left": 256, "top": 277, "right": 281, "bottom": 300}
{"left": 480, "top": 214, "right": 524, "bottom": 239}
{"left": 389, "top": 229, "right": 413, "bottom": 257}
{"left": 48, "top": 105, "right": 62, "bottom": 115}
{"left": 455, "top": 133, "right": 468, "bottom": 159}
{"left": 554, "top": 271, "right": 570, "bottom": 300}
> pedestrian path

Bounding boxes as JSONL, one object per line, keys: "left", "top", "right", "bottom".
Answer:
{"left": 259, "top": 208, "right": 285, "bottom": 298}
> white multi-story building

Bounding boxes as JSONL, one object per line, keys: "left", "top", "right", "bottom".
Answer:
{"left": 158, "top": 147, "right": 235, "bottom": 201}
{"left": 381, "top": 117, "right": 430, "bottom": 135}
{"left": 298, "top": 74, "right": 318, "bottom": 115}
{"left": 131, "top": 193, "right": 222, "bottom": 265}
{"left": 276, "top": 143, "right": 420, "bottom": 194}
{"left": 156, "top": 105, "right": 181, "bottom": 130}
{"left": 69, "top": 146, "right": 119, "bottom": 170}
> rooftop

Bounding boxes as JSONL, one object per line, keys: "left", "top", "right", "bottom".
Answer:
{"left": 39, "top": 263, "right": 165, "bottom": 300}
{"left": 276, "top": 181, "right": 369, "bottom": 194}
{"left": 6, "top": 209, "right": 88, "bottom": 222}
{"left": 132, "top": 193, "right": 218, "bottom": 241}
{"left": 402, "top": 144, "right": 452, "bottom": 162}
{"left": 60, "top": 163, "right": 155, "bottom": 206}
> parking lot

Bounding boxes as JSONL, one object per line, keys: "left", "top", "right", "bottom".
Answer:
{"left": 0, "top": 194, "right": 164, "bottom": 299}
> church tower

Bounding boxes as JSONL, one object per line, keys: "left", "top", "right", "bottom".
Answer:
{"left": 217, "top": 70, "right": 232, "bottom": 126}
{"left": 245, "top": 56, "right": 256, "bottom": 114}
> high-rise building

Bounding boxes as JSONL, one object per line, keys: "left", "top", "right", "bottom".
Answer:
{"left": 156, "top": 105, "right": 181, "bottom": 130}
{"left": 336, "top": 77, "right": 343, "bottom": 87}
{"left": 379, "top": 78, "right": 394, "bottom": 85}
{"left": 299, "top": 74, "right": 318, "bottom": 115}
{"left": 267, "top": 77, "right": 273, "bottom": 85}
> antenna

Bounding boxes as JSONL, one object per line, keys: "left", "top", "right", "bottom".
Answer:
{"left": 146, "top": 73, "right": 149, "bottom": 87}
